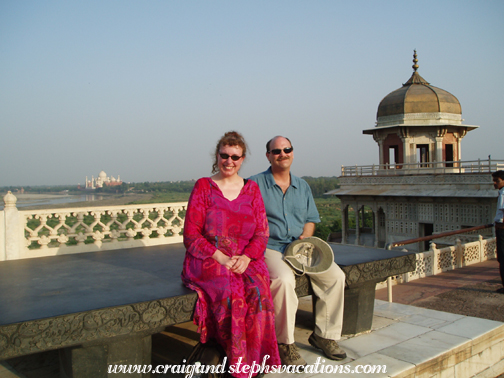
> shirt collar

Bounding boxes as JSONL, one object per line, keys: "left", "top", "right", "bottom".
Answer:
{"left": 264, "top": 167, "right": 299, "bottom": 189}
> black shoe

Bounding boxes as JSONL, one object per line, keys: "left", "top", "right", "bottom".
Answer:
{"left": 496, "top": 287, "right": 504, "bottom": 294}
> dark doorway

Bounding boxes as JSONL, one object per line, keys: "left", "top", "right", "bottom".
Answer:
{"left": 445, "top": 144, "right": 454, "bottom": 167}
{"left": 420, "top": 223, "right": 434, "bottom": 251}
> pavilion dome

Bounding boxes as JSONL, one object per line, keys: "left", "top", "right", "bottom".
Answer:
{"left": 375, "top": 51, "right": 462, "bottom": 127}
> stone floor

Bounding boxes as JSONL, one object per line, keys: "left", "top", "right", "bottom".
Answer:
{"left": 2, "top": 259, "right": 504, "bottom": 378}
{"left": 153, "top": 295, "right": 504, "bottom": 378}
{"left": 375, "top": 259, "right": 504, "bottom": 323}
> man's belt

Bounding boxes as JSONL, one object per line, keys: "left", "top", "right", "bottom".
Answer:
{"left": 496, "top": 222, "right": 504, "bottom": 230}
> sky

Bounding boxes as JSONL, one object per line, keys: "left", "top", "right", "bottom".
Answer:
{"left": 1, "top": 0, "right": 503, "bottom": 186}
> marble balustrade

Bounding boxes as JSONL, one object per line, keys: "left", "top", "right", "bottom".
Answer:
{"left": 1, "top": 191, "right": 187, "bottom": 261}
{"left": 377, "top": 235, "right": 497, "bottom": 290}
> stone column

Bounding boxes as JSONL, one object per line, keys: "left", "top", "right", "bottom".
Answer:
{"left": 60, "top": 334, "right": 152, "bottom": 378}
{"left": 0, "top": 205, "right": 4, "bottom": 261}
{"left": 372, "top": 133, "right": 385, "bottom": 166}
{"left": 457, "top": 137, "right": 462, "bottom": 161}
{"left": 435, "top": 136, "right": 444, "bottom": 168}
{"left": 400, "top": 136, "right": 411, "bottom": 166}
{"left": 341, "top": 204, "right": 348, "bottom": 245}
{"left": 354, "top": 205, "right": 361, "bottom": 245}
{"left": 378, "top": 140, "right": 384, "bottom": 166}
{"left": 3, "top": 192, "right": 23, "bottom": 261}
{"left": 373, "top": 211, "right": 379, "bottom": 248}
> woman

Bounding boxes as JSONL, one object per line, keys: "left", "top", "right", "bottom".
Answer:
{"left": 182, "top": 131, "right": 281, "bottom": 377}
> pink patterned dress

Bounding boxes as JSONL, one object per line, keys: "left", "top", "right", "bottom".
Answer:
{"left": 182, "top": 178, "right": 281, "bottom": 377}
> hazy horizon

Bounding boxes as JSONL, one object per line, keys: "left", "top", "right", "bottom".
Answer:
{"left": 1, "top": 1, "right": 503, "bottom": 186}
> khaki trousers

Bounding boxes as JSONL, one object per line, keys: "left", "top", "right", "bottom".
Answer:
{"left": 265, "top": 248, "right": 345, "bottom": 344}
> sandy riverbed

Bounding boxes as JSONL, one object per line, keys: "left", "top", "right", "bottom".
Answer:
{"left": 1, "top": 192, "right": 154, "bottom": 210}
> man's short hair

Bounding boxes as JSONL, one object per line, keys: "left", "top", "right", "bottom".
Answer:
{"left": 266, "top": 136, "right": 292, "bottom": 152}
{"left": 493, "top": 170, "right": 504, "bottom": 181}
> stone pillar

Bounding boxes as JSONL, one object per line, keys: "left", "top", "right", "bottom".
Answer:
{"left": 354, "top": 205, "right": 361, "bottom": 245}
{"left": 342, "top": 281, "right": 377, "bottom": 335}
{"left": 409, "top": 142, "right": 415, "bottom": 165}
{"left": 59, "top": 334, "right": 152, "bottom": 378}
{"left": 435, "top": 136, "right": 444, "bottom": 168}
{"left": 3, "top": 192, "right": 23, "bottom": 261}
{"left": 0, "top": 205, "right": 4, "bottom": 262}
{"left": 372, "top": 133, "right": 385, "bottom": 167}
{"left": 456, "top": 239, "right": 463, "bottom": 268}
{"left": 341, "top": 204, "right": 348, "bottom": 245}
{"left": 457, "top": 137, "right": 462, "bottom": 161}
{"left": 377, "top": 140, "right": 384, "bottom": 166}
{"left": 401, "top": 137, "right": 411, "bottom": 165}
{"left": 431, "top": 242, "right": 440, "bottom": 275}
{"left": 374, "top": 211, "right": 379, "bottom": 248}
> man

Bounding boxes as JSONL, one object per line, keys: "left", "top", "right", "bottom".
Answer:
{"left": 249, "top": 136, "right": 346, "bottom": 366}
{"left": 492, "top": 170, "right": 504, "bottom": 294}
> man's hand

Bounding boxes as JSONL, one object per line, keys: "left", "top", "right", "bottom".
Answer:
{"left": 299, "top": 222, "right": 316, "bottom": 239}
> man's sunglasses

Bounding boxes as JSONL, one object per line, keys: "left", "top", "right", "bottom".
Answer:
{"left": 268, "top": 147, "right": 294, "bottom": 155}
{"left": 219, "top": 153, "right": 243, "bottom": 161}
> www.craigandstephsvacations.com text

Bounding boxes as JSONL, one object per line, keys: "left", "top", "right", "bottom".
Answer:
{"left": 107, "top": 356, "right": 387, "bottom": 376}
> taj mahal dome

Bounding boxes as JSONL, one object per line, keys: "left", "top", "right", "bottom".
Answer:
{"left": 84, "top": 171, "right": 122, "bottom": 190}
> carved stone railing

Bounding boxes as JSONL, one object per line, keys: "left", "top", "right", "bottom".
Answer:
{"left": 0, "top": 191, "right": 188, "bottom": 261}
{"left": 376, "top": 235, "right": 496, "bottom": 289}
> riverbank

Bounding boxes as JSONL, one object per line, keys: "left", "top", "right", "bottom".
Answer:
{"left": 1, "top": 192, "right": 154, "bottom": 210}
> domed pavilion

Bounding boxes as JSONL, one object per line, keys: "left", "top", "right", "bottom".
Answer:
{"left": 328, "top": 51, "right": 499, "bottom": 252}
{"left": 362, "top": 50, "right": 478, "bottom": 170}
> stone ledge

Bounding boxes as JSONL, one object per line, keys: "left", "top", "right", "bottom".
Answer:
{"left": 0, "top": 294, "right": 197, "bottom": 360}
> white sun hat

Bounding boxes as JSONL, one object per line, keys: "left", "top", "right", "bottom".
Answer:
{"left": 283, "top": 237, "right": 334, "bottom": 275}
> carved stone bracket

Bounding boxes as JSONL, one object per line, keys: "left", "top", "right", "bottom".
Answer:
{"left": 341, "top": 254, "right": 416, "bottom": 287}
{"left": 294, "top": 253, "right": 416, "bottom": 295}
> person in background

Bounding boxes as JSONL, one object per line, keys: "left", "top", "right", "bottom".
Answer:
{"left": 492, "top": 170, "right": 504, "bottom": 294}
{"left": 182, "top": 131, "right": 280, "bottom": 377}
{"left": 249, "top": 135, "right": 347, "bottom": 367}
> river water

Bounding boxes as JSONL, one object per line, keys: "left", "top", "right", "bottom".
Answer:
{"left": 0, "top": 194, "right": 104, "bottom": 210}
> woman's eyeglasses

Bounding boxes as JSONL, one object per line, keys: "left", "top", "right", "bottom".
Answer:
{"left": 219, "top": 153, "right": 243, "bottom": 161}
{"left": 268, "top": 147, "right": 293, "bottom": 155}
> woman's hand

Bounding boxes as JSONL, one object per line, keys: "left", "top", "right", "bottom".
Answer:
{"left": 212, "top": 250, "right": 234, "bottom": 270}
{"left": 229, "top": 255, "right": 251, "bottom": 274}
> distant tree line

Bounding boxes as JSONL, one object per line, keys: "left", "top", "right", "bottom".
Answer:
{"left": 301, "top": 176, "right": 340, "bottom": 198}
{"left": 91, "top": 181, "right": 196, "bottom": 194}
{"left": 1, "top": 176, "right": 338, "bottom": 198}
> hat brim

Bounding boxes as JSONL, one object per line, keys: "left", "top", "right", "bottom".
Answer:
{"left": 284, "top": 237, "right": 334, "bottom": 275}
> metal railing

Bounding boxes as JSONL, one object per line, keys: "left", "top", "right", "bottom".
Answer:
{"left": 341, "top": 158, "right": 504, "bottom": 177}
{"left": 386, "top": 223, "right": 495, "bottom": 249}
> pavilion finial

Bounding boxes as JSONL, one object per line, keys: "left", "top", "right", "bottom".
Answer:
{"left": 412, "top": 49, "right": 419, "bottom": 72}
{"left": 403, "top": 50, "right": 429, "bottom": 86}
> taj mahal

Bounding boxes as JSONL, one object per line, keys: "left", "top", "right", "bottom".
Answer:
{"left": 83, "top": 170, "right": 122, "bottom": 190}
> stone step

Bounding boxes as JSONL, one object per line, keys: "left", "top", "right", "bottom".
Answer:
{"left": 152, "top": 322, "right": 199, "bottom": 367}
{"left": 2, "top": 302, "right": 503, "bottom": 378}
